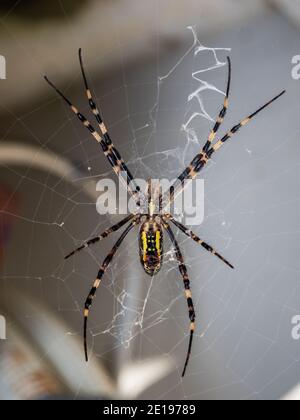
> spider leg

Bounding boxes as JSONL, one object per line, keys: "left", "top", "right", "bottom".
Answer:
{"left": 202, "top": 56, "right": 231, "bottom": 154}
{"left": 164, "top": 214, "right": 234, "bottom": 269}
{"left": 159, "top": 184, "right": 163, "bottom": 214}
{"left": 165, "top": 69, "right": 285, "bottom": 208}
{"left": 164, "top": 57, "right": 230, "bottom": 207}
{"left": 44, "top": 76, "right": 141, "bottom": 204}
{"left": 147, "top": 178, "right": 152, "bottom": 215}
{"left": 163, "top": 221, "right": 195, "bottom": 377}
{"left": 208, "top": 89, "right": 286, "bottom": 155}
{"left": 83, "top": 217, "right": 139, "bottom": 362}
{"left": 65, "top": 214, "right": 135, "bottom": 260}
{"left": 78, "top": 49, "right": 141, "bottom": 202}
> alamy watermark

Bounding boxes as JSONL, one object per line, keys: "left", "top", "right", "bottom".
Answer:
{"left": 0, "top": 54, "right": 7, "bottom": 336}
{"left": 0, "top": 55, "right": 6, "bottom": 80}
{"left": 0, "top": 315, "right": 6, "bottom": 340}
{"left": 292, "top": 55, "right": 300, "bottom": 80}
{"left": 291, "top": 315, "right": 300, "bottom": 341}
{"left": 96, "top": 174, "right": 205, "bottom": 226}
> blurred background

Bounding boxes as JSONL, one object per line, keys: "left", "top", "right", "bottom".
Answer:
{"left": 0, "top": 0, "right": 300, "bottom": 400}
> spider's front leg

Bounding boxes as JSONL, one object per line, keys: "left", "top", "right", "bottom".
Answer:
{"left": 83, "top": 217, "right": 139, "bottom": 362}
{"left": 164, "top": 56, "right": 231, "bottom": 207}
{"left": 44, "top": 58, "right": 141, "bottom": 206}
{"left": 163, "top": 221, "right": 195, "bottom": 377}
{"left": 78, "top": 49, "right": 141, "bottom": 203}
{"left": 163, "top": 55, "right": 285, "bottom": 209}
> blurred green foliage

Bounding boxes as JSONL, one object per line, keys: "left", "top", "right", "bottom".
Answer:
{"left": 0, "top": 0, "right": 90, "bottom": 22}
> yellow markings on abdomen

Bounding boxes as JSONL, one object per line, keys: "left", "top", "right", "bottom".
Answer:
{"left": 156, "top": 231, "right": 161, "bottom": 256}
{"left": 142, "top": 231, "right": 148, "bottom": 262}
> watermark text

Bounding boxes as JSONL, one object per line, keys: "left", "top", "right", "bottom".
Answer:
{"left": 291, "top": 315, "right": 300, "bottom": 340}
{"left": 0, "top": 315, "right": 6, "bottom": 340}
{"left": 96, "top": 174, "right": 205, "bottom": 226}
{"left": 0, "top": 55, "right": 6, "bottom": 80}
{"left": 292, "top": 55, "right": 300, "bottom": 80}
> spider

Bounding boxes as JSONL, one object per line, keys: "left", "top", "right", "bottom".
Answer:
{"left": 45, "top": 50, "right": 285, "bottom": 377}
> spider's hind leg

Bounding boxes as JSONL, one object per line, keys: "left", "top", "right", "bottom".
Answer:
{"left": 164, "top": 214, "right": 234, "bottom": 269}
{"left": 163, "top": 221, "right": 195, "bottom": 377}
{"left": 83, "top": 217, "right": 139, "bottom": 362}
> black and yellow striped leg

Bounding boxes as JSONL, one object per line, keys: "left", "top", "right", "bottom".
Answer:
{"left": 163, "top": 221, "right": 195, "bottom": 377}
{"left": 44, "top": 76, "right": 141, "bottom": 204}
{"left": 166, "top": 88, "right": 285, "bottom": 208}
{"left": 208, "top": 89, "right": 286, "bottom": 155}
{"left": 168, "top": 152, "right": 208, "bottom": 205}
{"left": 202, "top": 56, "right": 231, "bottom": 153}
{"left": 65, "top": 214, "right": 135, "bottom": 260}
{"left": 78, "top": 49, "right": 141, "bottom": 201}
{"left": 83, "top": 218, "right": 138, "bottom": 362}
{"left": 159, "top": 185, "right": 163, "bottom": 214}
{"left": 164, "top": 214, "right": 234, "bottom": 269}
{"left": 167, "top": 57, "right": 231, "bottom": 204}
{"left": 147, "top": 178, "right": 152, "bottom": 215}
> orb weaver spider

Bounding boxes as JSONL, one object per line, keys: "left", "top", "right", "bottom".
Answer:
{"left": 45, "top": 50, "right": 285, "bottom": 377}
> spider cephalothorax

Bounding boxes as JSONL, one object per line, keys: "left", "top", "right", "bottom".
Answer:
{"left": 45, "top": 50, "right": 285, "bottom": 377}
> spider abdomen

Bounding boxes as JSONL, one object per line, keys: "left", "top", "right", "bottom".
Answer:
{"left": 139, "top": 219, "right": 163, "bottom": 276}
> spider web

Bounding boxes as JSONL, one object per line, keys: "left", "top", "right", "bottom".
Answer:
{"left": 0, "top": 3, "right": 300, "bottom": 401}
